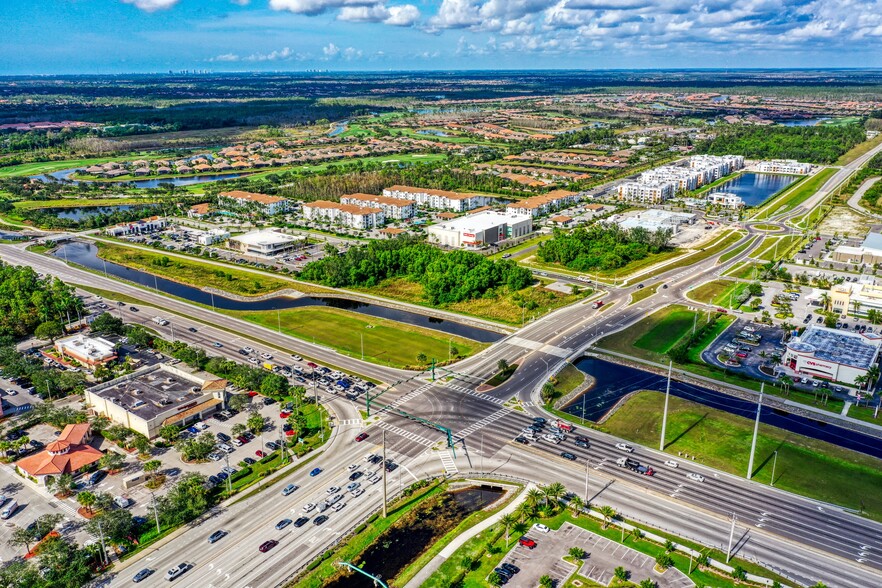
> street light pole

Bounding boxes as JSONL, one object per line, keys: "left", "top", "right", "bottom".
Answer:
{"left": 150, "top": 491, "right": 161, "bottom": 535}
{"left": 726, "top": 514, "right": 737, "bottom": 563}
{"left": 660, "top": 361, "right": 672, "bottom": 451}
{"left": 584, "top": 459, "right": 590, "bottom": 503}
{"left": 381, "top": 430, "right": 388, "bottom": 518}
{"left": 747, "top": 384, "right": 764, "bottom": 479}
{"left": 770, "top": 450, "right": 778, "bottom": 487}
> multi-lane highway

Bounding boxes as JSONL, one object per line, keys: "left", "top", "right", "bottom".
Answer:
{"left": 3, "top": 201, "right": 882, "bottom": 587}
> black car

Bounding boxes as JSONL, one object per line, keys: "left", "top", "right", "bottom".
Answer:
{"left": 208, "top": 475, "right": 220, "bottom": 485}
{"left": 130, "top": 306, "right": 138, "bottom": 312}
{"left": 188, "top": 327, "right": 198, "bottom": 333}
{"left": 385, "top": 461, "right": 397, "bottom": 472}
{"left": 207, "top": 530, "right": 227, "bottom": 544}
{"left": 275, "top": 518, "right": 292, "bottom": 530}
{"left": 560, "top": 452, "right": 577, "bottom": 461}
{"left": 216, "top": 432, "right": 231, "bottom": 442}
{"left": 313, "top": 515, "right": 329, "bottom": 526}
{"left": 293, "top": 517, "right": 309, "bottom": 527}
{"left": 495, "top": 567, "right": 513, "bottom": 579}
{"left": 263, "top": 397, "right": 276, "bottom": 406}
{"left": 243, "top": 457, "right": 256, "bottom": 465}
{"left": 532, "top": 417, "right": 546, "bottom": 424}
{"left": 132, "top": 568, "right": 154, "bottom": 583}
{"left": 238, "top": 349, "right": 249, "bottom": 355}
{"left": 349, "top": 471, "right": 364, "bottom": 481}
{"left": 574, "top": 440, "right": 589, "bottom": 449}
{"left": 500, "top": 563, "right": 520, "bottom": 575}
{"left": 29, "top": 440, "right": 44, "bottom": 449}
{"left": 514, "top": 436, "right": 529, "bottom": 444}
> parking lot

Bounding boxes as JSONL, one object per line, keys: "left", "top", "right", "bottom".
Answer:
{"left": 499, "top": 522, "right": 692, "bottom": 588}
{"left": 702, "top": 319, "right": 786, "bottom": 382}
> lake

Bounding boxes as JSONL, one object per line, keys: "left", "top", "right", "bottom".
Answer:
{"left": 45, "top": 204, "right": 153, "bottom": 221}
{"left": 778, "top": 118, "right": 831, "bottom": 127}
{"left": 30, "top": 168, "right": 247, "bottom": 189}
{"left": 710, "top": 172, "right": 797, "bottom": 206}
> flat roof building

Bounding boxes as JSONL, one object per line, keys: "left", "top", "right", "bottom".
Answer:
{"left": 832, "top": 232, "right": 882, "bottom": 267}
{"left": 228, "top": 229, "right": 305, "bottom": 256}
{"left": 54, "top": 334, "right": 117, "bottom": 369}
{"left": 707, "top": 191, "right": 744, "bottom": 208}
{"left": 105, "top": 216, "right": 166, "bottom": 237}
{"left": 757, "top": 159, "right": 811, "bottom": 175}
{"left": 85, "top": 363, "right": 228, "bottom": 439}
{"left": 427, "top": 210, "right": 532, "bottom": 249}
{"left": 784, "top": 325, "right": 882, "bottom": 386}
{"left": 615, "top": 209, "right": 696, "bottom": 235}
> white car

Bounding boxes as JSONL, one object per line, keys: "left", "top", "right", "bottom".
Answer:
{"left": 533, "top": 523, "right": 550, "bottom": 533}
{"left": 332, "top": 502, "right": 345, "bottom": 512}
{"left": 291, "top": 355, "right": 302, "bottom": 361}
{"left": 302, "top": 503, "right": 316, "bottom": 513}
{"left": 326, "top": 486, "right": 340, "bottom": 494}
{"left": 663, "top": 460, "right": 679, "bottom": 469}
{"left": 243, "top": 347, "right": 254, "bottom": 353}
{"left": 686, "top": 473, "right": 705, "bottom": 483}
{"left": 260, "top": 353, "right": 273, "bottom": 360}
{"left": 347, "top": 464, "right": 359, "bottom": 471}
{"left": 208, "top": 452, "right": 223, "bottom": 462}
{"left": 248, "top": 357, "right": 259, "bottom": 365}
{"left": 615, "top": 443, "right": 634, "bottom": 453}
{"left": 351, "top": 488, "right": 365, "bottom": 498}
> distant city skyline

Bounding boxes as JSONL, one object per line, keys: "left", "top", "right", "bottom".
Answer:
{"left": 4, "top": 0, "right": 882, "bottom": 74}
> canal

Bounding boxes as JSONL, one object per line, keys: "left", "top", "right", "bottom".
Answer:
{"left": 565, "top": 357, "right": 882, "bottom": 460}
{"left": 54, "top": 241, "right": 503, "bottom": 343}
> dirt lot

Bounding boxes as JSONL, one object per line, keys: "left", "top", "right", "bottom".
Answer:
{"left": 817, "top": 207, "right": 878, "bottom": 238}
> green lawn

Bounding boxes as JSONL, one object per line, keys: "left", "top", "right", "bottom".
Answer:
{"left": 753, "top": 234, "right": 804, "bottom": 262}
{"left": 602, "top": 390, "right": 882, "bottom": 522}
{"left": 628, "top": 283, "right": 659, "bottom": 305}
{"left": 751, "top": 223, "right": 781, "bottom": 231}
{"left": 639, "top": 230, "right": 745, "bottom": 280}
{"left": 96, "top": 241, "right": 294, "bottom": 297}
{"left": 553, "top": 363, "right": 585, "bottom": 396}
{"left": 724, "top": 261, "right": 762, "bottom": 280}
{"left": 717, "top": 236, "right": 756, "bottom": 264}
{"left": 837, "top": 132, "right": 882, "bottom": 165}
{"left": 233, "top": 306, "right": 486, "bottom": 369}
{"left": 687, "top": 279, "right": 748, "bottom": 307}
{"left": 633, "top": 308, "right": 697, "bottom": 354}
{"left": 752, "top": 168, "right": 837, "bottom": 220}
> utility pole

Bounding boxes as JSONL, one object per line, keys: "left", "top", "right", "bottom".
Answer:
{"left": 584, "top": 459, "right": 590, "bottom": 503}
{"left": 770, "top": 450, "right": 778, "bottom": 487}
{"left": 96, "top": 521, "right": 108, "bottom": 566}
{"left": 747, "top": 384, "right": 763, "bottom": 479}
{"left": 660, "top": 361, "right": 672, "bottom": 451}
{"left": 151, "top": 491, "right": 161, "bottom": 534}
{"left": 381, "top": 430, "right": 388, "bottom": 518}
{"left": 361, "top": 332, "right": 364, "bottom": 361}
{"left": 277, "top": 309, "right": 281, "bottom": 333}
{"left": 726, "top": 514, "right": 737, "bottom": 562}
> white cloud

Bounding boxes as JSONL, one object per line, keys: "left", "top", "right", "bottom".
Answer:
{"left": 269, "top": 0, "right": 376, "bottom": 16}
{"left": 322, "top": 42, "right": 363, "bottom": 60}
{"left": 337, "top": 3, "right": 420, "bottom": 26}
{"left": 121, "top": 0, "right": 179, "bottom": 11}
{"left": 209, "top": 47, "right": 300, "bottom": 63}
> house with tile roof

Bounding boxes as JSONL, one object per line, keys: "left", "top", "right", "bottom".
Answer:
{"left": 16, "top": 424, "right": 103, "bottom": 486}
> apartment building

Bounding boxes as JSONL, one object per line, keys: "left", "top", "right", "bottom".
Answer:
{"left": 707, "top": 191, "right": 744, "bottom": 208}
{"left": 339, "top": 193, "right": 415, "bottom": 220}
{"left": 505, "top": 190, "right": 579, "bottom": 217}
{"left": 302, "top": 200, "right": 385, "bottom": 229}
{"left": 217, "top": 190, "right": 289, "bottom": 215}
{"left": 382, "top": 185, "right": 488, "bottom": 212}
{"left": 756, "top": 159, "right": 812, "bottom": 175}
{"left": 617, "top": 181, "right": 676, "bottom": 204}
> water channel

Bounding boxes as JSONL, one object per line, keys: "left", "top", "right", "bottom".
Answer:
{"left": 710, "top": 172, "right": 798, "bottom": 207}
{"left": 564, "top": 357, "right": 882, "bottom": 460}
{"left": 46, "top": 204, "right": 154, "bottom": 221}
{"left": 53, "top": 241, "right": 503, "bottom": 343}
{"left": 30, "top": 168, "right": 246, "bottom": 189}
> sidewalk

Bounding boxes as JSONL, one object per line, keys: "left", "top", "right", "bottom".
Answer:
{"left": 403, "top": 482, "right": 535, "bottom": 588}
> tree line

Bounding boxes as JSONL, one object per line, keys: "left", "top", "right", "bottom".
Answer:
{"left": 0, "top": 263, "right": 83, "bottom": 339}
{"left": 537, "top": 225, "right": 672, "bottom": 272}
{"left": 299, "top": 235, "right": 534, "bottom": 305}
{"left": 697, "top": 124, "right": 866, "bottom": 164}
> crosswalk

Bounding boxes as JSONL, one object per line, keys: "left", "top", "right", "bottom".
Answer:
{"left": 439, "top": 449, "right": 458, "bottom": 475}
{"left": 375, "top": 421, "right": 435, "bottom": 446}
{"left": 454, "top": 408, "right": 511, "bottom": 440}
{"left": 383, "top": 381, "right": 436, "bottom": 411}
{"left": 337, "top": 419, "right": 363, "bottom": 426}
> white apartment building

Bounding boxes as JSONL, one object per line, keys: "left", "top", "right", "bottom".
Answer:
{"left": 617, "top": 181, "right": 676, "bottom": 204}
{"left": 756, "top": 160, "right": 812, "bottom": 175}
{"left": 339, "top": 193, "right": 415, "bottom": 220}
{"left": 640, "top": 167, "right": 702, "bottom": 192}
{"left": 427, "top": 210, "right": 532, "bottom": 249}
{"left": 302, "top": 200, "right": 385, "bottom": 229}
{"left": 382, "top": 185, "right": 488, "bottom": 212}
{"left": 506, "top": 190, "right": 580, "bottom": 217}
{"left": 688, "top": 155, "right": 745, "bottom": 181}
{"left": 217, "top": 190, "right": 289, "bottom": 215}
{"left": 707, "top": 191, "right": 744, "bottom": 208}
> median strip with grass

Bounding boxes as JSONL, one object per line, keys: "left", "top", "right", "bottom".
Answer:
{"left": 602, "top": 390, "right": 882, "bottom": 523}
{"left": 231, "top": 306, "right": 486, "bottom": 369}
{"left": 752, "top": 167, "right": 837, "bottom": 220}
{"left": 717, "top": 235, "right": 756, "bottom": 264}
{"left": 637, "top": 230, "right": 745, "bottom": 281}
{"left": 686, "top": 279, "right": 749, "bottom": 307}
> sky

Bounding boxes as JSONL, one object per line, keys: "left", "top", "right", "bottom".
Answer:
{"left": 3, "top": 0, "right": 882, "bottom": 74}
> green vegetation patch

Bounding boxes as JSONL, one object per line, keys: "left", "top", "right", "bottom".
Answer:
{"left": 633, "top": 308, "right": 698, "bottom": 354}
{"left": 700, "top": 124, "right": 866, "bottom": 164}
{"left": 752, "top": 167, "right": 837, "bottom": 220}
{"left": 233, "top": 306, "right": 485, "bottom": 369}
{"left": 639, "top": 230, "right": 744, "bottom": 280}
{"left": 602, "top": 391, "right": 882, "bottom": 522}
{"left": 751, "top": 223, "right": 782, "bottom": 231}
{"left": 628, "top": 283, "right": 659, "bottom": 305}
{"left": 96, "top": 241, "right": 292, "bottom": 296}
{"left": 717, "top": 236, "right": 756, "bottom": 264}
{"left": 537, "top": 224, "right": 673, "bottom": 274}
{"left": 687, "top": 279, "right": 748, "bottom": 307}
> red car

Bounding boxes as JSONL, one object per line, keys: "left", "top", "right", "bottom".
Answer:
{"left": 355, "top": 432, "right": 369, "bottom": 442}
{"left": 307, "top": 362, "right": 318, "bottom": 369}
{"left": 247, "top": 391, "right": 259, "bottom": 397}
{"left": 280, "top": 411, "right": 292, "bottom": 419}
{"left": 258, "top": 540, "right": 278, "bottom": 553}
{"left": 518, "top": 538, "right": 536, "bottom": 549}
{"left": 736, "top": 352, "right": 748, "bottom": 358}
{"left": 255, "top": 450, "right": 266, "bottom": 458}
{"left": 237, "top": 436, "right": 249, "bottom": 444}
{"left": 285, "top": 429, "right": 295, "bottom": 436}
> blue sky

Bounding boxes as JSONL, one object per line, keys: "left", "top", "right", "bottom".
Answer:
{"left": 3, "top": 0, "right": 882, "bottom": 74}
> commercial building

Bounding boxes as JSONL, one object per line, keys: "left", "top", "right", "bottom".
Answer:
{"left": 616, "top": 209, "right": 696, "bottom": 235}
{"left": 706, "top": 191, "right": 744, "bottom": 208}
{"left": 16, "top": 423, "right": 104, "bottom": 486}
{"left": 828, "top": 279, "right": 882, "bottom": 319}
{"left": 757, "top": 159, "right": 812, "bottom": 175}
{"left": 302, "top": 200, "right": 385, "bottom": 229}
{"left": 228, "top": 229, "right": 305, "bottom": 256}
{"left": 784, "top": 325, "right": 882, "bottom": 385}
{"left": 506, "top": 190, "right": 579, "bottom": 217}
{"left": 195, "top": 228, "right": 230, "bottom": 246}
{"left": 188, "top": 203, "right": 211, "bottom": 219}
{"left": 85, "top": 363, "right": 228, "bottom": 439}
{"left": 54, "top": 334, "right": 117, "bottom": 369}
{"left": 382, "top": 185, "right": 489, "bottom": 212}
{"left": 217, "top": 190, "right": 289, "bottom": 215}
{"left": 831, "top": 232, "right": 882, "bottom": 266}
{"left": 339, "top": 193, "right": 415, "bottom": 220}
{"left": 427, "top": 210, "right": 532, "bottom": 249}
{"left": 105, "top": 216, "right": 167, "bottom": 237}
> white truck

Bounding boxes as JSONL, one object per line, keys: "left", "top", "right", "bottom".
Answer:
{"left": 152, "top": 316, "right": 169, "bottom": 326}
{"left": 1, "top": 499, "right": 18, "bottom": 519}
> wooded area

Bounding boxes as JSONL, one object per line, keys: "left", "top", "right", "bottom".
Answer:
{"left": 299, "top": 236, "right": 534, "bottom": 305}
{"left": 537, "top": 225, "right": 672, "bottom": 271}
{"left": 0, "top": 263, "right": 83, "bottom": 338}
{"left": 700, "top": 124, "right": 866, "bottom": 163}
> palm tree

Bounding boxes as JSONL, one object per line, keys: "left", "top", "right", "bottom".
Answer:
{"left": 525, "top": 487, "right": 543, "bottom": 508}
{"left": 853, "top": 300, "right": 863, "bottom": 318}
{"left": 545, "top": 482, "right": 566, "bottom": 508}
{"left": 599, "top": 505, "right": 616, "bottom": 529}
{"left": 867, "top": 364, "right": 880, "bottom": 390}
{"left": 55, "top": 473, "right": 76, "bottom": 498}
{"left": 77, "top": 491, "right": 96, "bottom": 515}
{"left": 820, "top": 292, "right": 830, "bottom": 312}
{"left": 143, "top": 459, "right": 161, "bottom": 480}
{"left": 779, "top": 375, "right": 793, "bottom": 396}
{"left": 517, "top": 502, "right": 536, "bottom": 523}
{"left": 569, "top": 495, "right": 584, "bottom": 516}
{"left": 499, "top": 513, "right": 517, "bottom": 546}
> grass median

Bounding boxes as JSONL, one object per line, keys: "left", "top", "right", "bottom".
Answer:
{"left": 687, "top": 279, "right": 749, "bottom": 307}
{"left": 602, "top": 390, "right": 882, "bottom": 523}
{"left": 231, "top": 306, "right": 486, "bottom": 369}
{"left": 752, "top": 167, "right": 837, "bottom": 220}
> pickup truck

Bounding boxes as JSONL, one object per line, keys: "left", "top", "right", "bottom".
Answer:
{"left": 592, "top": 300, "right": 604, "bottom": 309}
